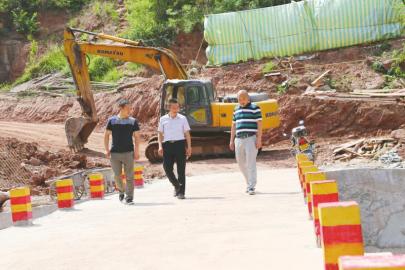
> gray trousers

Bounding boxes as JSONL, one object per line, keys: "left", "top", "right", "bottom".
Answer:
{"left": 110, "top": 151, "right": 134, "bottom": 199}
{"left": 235, "top": 135, "right": 258, "bottom": 190}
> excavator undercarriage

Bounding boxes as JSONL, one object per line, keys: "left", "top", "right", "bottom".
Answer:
{"left": 145, "top": 133, "right": 232, "bottom": 163}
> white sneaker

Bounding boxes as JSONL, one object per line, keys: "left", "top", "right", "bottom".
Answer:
{"left": 248, "top": 188, "right": 256, "bottom": 195}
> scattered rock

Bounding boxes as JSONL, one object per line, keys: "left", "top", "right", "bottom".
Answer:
{"left": 28, "top": 157, "right": 42, "bottom": 166}
{"left": 382, "top": 59, "right": 394, "bottom": 71}
{"left": 365, "top": 75, "right": 385, "bottom": 89}
{"left": 41, "top": 167, "right": 57, "bottom": 179}
{"left": 366, "top": 56, "right": 375, "bottom": 66}
{"left": 252, "top": 72, "right": 263, "bottom": 81}
{"left": 0, "top": 138, "right": 106, "bottom": 191}
{"left": 391, "top": 129, "right": 405, "bottom": 142}
{"left": 30, "top": 172, "right": 45, "bottom": 186}
{"left": 69, "top": 161, "right": 82, "bottom": 169}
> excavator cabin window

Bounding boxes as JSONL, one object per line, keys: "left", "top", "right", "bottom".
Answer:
{"left": 164, "top": 85, "right": 186, "bottom": 111}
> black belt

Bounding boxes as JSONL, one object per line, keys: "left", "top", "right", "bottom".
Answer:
{"left": 164, "top": 140, "right": 185, "bottom": 144}
{"left": 236, "top": 132, "right": 256, "bottom": 139}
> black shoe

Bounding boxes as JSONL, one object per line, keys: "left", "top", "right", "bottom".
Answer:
{"left": 177, "top": 194, "right": 185, "bottom": 200}
{"left": 119, "top": 193, "right": 125, "bottom": 202}
{"left": 125, "top": 197, "right": 134, "bottom": 204}
{"left": 173, "top": 188, "right": 179, "bottom": 197}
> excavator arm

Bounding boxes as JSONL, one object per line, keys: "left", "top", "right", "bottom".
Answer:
{"left": 63, "top": 27, "right": 188, "bottom": 151}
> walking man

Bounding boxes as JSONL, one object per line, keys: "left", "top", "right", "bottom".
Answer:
{"left": 158, "top": 99, "right": 192, "bottom": 200}
{"left": 229, "top": 90, "right": 262, "bottom": 195}
{"left": 104, "top": 99, "right": 141, "bottom": 204}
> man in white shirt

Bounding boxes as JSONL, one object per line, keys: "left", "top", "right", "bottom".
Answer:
{"left": 158, "top": 99, "right": 192, "bottom": 199}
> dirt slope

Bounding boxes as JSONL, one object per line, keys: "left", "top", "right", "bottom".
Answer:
{"left": 0, "top": 38, "right": 404, "bottom": 144}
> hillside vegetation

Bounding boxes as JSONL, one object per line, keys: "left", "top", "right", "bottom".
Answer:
{"left": 1, "top": 0, "right": 403, "bottom": 89}
{"left": 0, "top": 0, "right": 295, "bottom": 87}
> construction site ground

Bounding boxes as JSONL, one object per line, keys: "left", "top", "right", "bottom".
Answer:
{"left": 0, "top": 120, "right": 360, "bottom": 191}
{"left": 0, "top": 37, "right": 404, "bottom": 195}
{"left": 0, "top": 168, "right": 324, "bottom": 270}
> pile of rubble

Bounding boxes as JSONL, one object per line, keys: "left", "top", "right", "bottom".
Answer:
{"left": 0, "top": 138, "right": 108, "bottom": 192}
{"left": 333, "top": 128, "right": 405, "bottom": 167}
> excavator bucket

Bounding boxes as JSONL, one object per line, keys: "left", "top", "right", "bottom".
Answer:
{"left": 65, "top": 116, "right": 97, "bottom": 152}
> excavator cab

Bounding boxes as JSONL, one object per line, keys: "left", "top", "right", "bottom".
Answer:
{"left": 161, "top": 80, "right": 215, "bottom": 130}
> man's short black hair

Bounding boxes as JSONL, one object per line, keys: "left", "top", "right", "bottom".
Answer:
{"left": 168, "top": 98, "right": 178, "bottom": 104}
{"left": 118, "top": 99, "right": 129, "bottom": 107}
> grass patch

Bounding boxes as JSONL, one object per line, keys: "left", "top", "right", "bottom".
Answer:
{"left": 14, "top": 46, "right": 67, "bottom": 85}
{"left": 14, "top": 47, "right": 124, "bottom": 86}
{"left": 127, "top": 63, "right": 142, "bottom": 72}
{"left": 92, "top": 1, "right": 119, "bottom": 24}
{"left": 102, "top": 68, "right": 123, "bottom": 82}
{"left": 371, "top": 61, "right": 385, "bottom": 73}
{"left": 0, "top": 83, "right": 12, "bottom": 92}
{"left": 276, "top": 82, "right": 289, "bottom": 94}
{"left": 262, "top": 61, "right": 277, "bottom": 73}
{"left": 88, "top": 56, "right": 122, "bottom": 82}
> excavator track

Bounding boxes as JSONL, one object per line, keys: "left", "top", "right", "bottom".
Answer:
{"left": 145, "top": 133, "right": 233, "bottom": 163}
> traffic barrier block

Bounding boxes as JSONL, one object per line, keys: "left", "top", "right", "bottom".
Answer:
{"left": 304, "top": 171, "right": 327, "bottom": 216}
{"left": 300, "top": 165, "right": 319, "bottom": 198}
{"left": 56, "top": 179, "right": 74, "bottom": 209}
{"left": 121, "top": 166, "right": 145, "bottom": 189}
{"left": 298, "top": 160, "right": 314, "bottom": 188}
{"left": 319, "top": 201, "right": 364, "bottom": 270}
{"left": 10, "top": 187, "right": 32, "bottom": 225}
{"left": 134, "top": 166, "right": 144, "bottom": 188}
{"left": 339, "top": 254, "right": 405, "bottom": 270}
{"left": 311, "top": 180, "right": 339, "bottom": 242}
{"left": 296, "top": 153, "right": 310, "bottom": 163}
{"left": 89, "top": 173, "right": 104, "bottom": 199}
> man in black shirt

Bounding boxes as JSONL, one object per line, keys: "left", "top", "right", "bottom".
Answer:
{"left": 104, "top": 99, "right": 141, "bottom": 204}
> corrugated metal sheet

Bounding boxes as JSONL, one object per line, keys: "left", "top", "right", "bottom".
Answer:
{"left": 204, "top": 0, "right": 404, "bottom": 65}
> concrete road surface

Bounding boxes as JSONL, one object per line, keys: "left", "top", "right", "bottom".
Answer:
{"left": 0, "top": 169, "right": 323, "bottom": 270}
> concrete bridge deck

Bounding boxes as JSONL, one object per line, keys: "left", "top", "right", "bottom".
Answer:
{"left": 0, "top": 168, "right": 323, "bottom": 270}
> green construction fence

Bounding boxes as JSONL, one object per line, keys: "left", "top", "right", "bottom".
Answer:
{"left": 204, "top": 0, "right": 404, "bottom": 65}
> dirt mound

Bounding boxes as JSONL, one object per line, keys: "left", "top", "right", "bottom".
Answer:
{"left": 266, "top": 95, "right": 405, "bottom": 143}
{"left": 66, "top": 75, "right": 164, "bottom": 133}
{"left": 170, "top": 30, "right": 208, "bottom": 65}
{"left": 0, "top": 95, "right": 75, "bottom": 123}
{"left": 0, "top": 137, "right": 108, "bottom": 193}
{"left": 0, "top": 38, "right": 404, "bottom": 143}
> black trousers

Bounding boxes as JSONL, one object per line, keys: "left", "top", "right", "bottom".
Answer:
{"left": 163, "top": 140, "right": 186, "bottom": 195}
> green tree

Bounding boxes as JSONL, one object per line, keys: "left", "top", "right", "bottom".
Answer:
{"left": 11, "top": 8, "right": 39, "bottom": 35}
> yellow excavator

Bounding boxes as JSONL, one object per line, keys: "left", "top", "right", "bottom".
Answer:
{"left": 63, "top": 27, "right": 280, "bottom": 162}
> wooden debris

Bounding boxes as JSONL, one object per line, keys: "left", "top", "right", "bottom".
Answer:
{"left": 333, "top": 139, "right": 365, "bottom": 154}
{"left": 333, "top": 137, "right": 402, "bottom": 162}
{"left": 311, "top": 69, "right": 331, "bottom": 87}
{"left": 264, "top": 72, "right": 287, "bottom": 84}
{"left": 264, "top": 72, "right": 281, "bottom": 77}
{"left": 352, "top": 89, "right": 401, "bottom": 94}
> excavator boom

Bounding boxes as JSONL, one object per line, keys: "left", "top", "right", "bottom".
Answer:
{"left": 63, "top": 27, "right": 187, "bottom": 151}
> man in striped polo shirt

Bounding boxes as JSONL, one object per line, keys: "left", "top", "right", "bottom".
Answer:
{"left": 229, "top": 90, "right": 262, "bottom": 195}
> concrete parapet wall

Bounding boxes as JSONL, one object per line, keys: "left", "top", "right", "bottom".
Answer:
{"left": 324, "top": 168, "right": 405, "bottom": 249}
